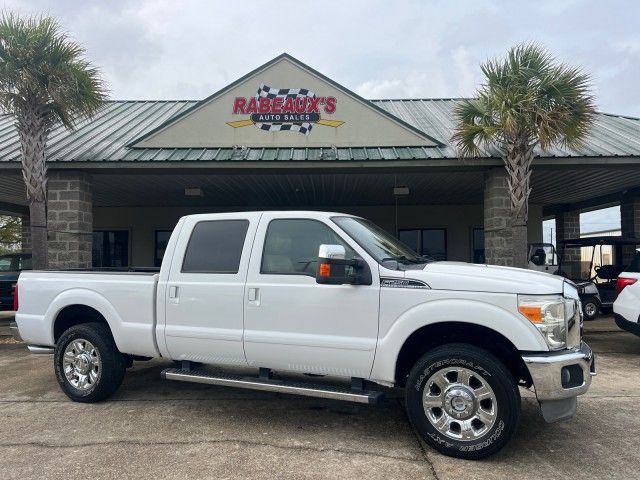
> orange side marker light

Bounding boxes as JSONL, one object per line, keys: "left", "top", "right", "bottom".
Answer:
{"left": 319, "top": 263, "right": 331, "bottom": 277}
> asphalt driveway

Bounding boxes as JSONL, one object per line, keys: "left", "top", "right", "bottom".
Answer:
{"left": 0, "top": 317, "right": 639, "bottom": 480}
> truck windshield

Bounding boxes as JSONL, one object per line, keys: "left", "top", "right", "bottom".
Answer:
{"left": 332, "top": 216, "right": 431, "bottom": 267}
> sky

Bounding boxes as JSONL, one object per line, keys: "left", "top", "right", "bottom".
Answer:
{"left": 5, "top": 0, "right": 640, "bottom": 117}
{"left": 542, "top": 206, "right": 621, "bottom": 247}
{"left": 5, "top": 0, "right": 634, "bottom": 232}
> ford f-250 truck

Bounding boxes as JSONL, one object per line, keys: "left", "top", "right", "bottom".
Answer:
{"left": 12, "top": 211, "right": 595, "bottom": 459}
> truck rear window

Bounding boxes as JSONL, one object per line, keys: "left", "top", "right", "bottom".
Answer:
{"left": 182, "top": 220, "right": 249, "bottom": 273}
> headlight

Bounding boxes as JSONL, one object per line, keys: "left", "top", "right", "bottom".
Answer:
{"left": 518, "top": 294, "right": 567, "bottom": 350}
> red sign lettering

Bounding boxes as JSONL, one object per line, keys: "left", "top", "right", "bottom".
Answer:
{"left": 307, "top": 97, "right": 321, "bottom": 113}
{"left": 258, "top": 97, "right": 271, "bottom": 113}
{"left": 245, "top": 97, "right": 257, "bottom": 113}
{"left": 233, "top": 97, "right": 246, "bottom": 114}
{"left": 325, "top": 96, "right": 336, "bottom": 114}
{"left": 272, "top": 97, "right": 283, "bottom": 113}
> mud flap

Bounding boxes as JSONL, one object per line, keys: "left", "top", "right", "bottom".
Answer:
{"left": 539, "top": 397, "right": 577, "bottom": 423}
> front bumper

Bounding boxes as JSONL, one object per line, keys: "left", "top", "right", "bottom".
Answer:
{"left": 522, "top": 341, "right": 595, "bottom": 422}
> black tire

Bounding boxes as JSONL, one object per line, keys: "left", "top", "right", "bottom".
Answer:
{"left": 405, "top": 343, "right": 520, "bottom": 460}
{"left": 581, "top": 296, "right": 600, "bottom": 321}
{"left": 54, "top": 322, "right": 126, "bottom": 403}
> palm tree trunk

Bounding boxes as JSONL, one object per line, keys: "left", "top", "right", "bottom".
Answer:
{"left": 17, "top": 104, "right": 49, "bottom": 270}
{"left": 504, "top": 142, "right": 535, "bottom": 269}
{"left": 28, "top": 199, "right": 47, "bottom": 269}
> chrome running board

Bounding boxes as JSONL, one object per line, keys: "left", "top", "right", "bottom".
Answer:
{"left": 27, "top": 345, "right": 55, "bottom": 354}
{"left": 161, "top": 368, "right": 383, "bottom": 405}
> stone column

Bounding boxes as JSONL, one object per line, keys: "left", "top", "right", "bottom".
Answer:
{"left": 20, "top": 215, "right": 31, "bottom": 252}
{"left": 555, "top": 210, "right": 581, "bottom": 278}
{"left": 621, "top": 195, "right": 640, "bottom": 265}
{"left": 484, "top": 168, "right": 513, "bottom": 266}
{"left": 47, "top": 171, "right": 93, "bottom": 269}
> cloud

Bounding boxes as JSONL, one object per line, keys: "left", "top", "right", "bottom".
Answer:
{"left": 356, "top": 79, "right": 406, "bottom": 99}
{"left": 4, "top": 0, "right": 640, "bottom": 116}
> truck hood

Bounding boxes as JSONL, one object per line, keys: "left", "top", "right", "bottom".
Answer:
{"left": 413, "top": 262, "right": 565, "bottom": 295}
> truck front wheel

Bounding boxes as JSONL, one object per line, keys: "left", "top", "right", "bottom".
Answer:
{"left": 405, "top": 343, "right": 520, "bottom": 460}
{"left": 54, "top": 322, "right": 126, "bottom": 403}
{"left": 581, "top": 296, "right": 600, "bottom": 321}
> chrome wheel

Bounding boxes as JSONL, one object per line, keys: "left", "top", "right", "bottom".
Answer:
{"left": 422, "top": 366, "right": 497, "bottom": 441}
{"left": 584, "top": 302, "right": 597, "bottom": 318}
{"left": 62, "top": 339, "right": 101, "bottom": 391}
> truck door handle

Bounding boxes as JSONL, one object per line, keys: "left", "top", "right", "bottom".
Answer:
{"left": 248, "top": 287, "right": 259, "bottom": 302}
{"left": 169, "top": 286, "right": 179, "bottom": 299}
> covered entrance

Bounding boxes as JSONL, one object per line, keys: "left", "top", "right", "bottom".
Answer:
{"left": 0, "top": 53, "right": 639, "bottom": 269}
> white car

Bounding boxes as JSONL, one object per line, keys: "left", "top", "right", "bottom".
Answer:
{"left": 613, "top": 251, "right": 640, "bottom": 337}
{"left": 12, "top": 211, "right": 594, "bottom": 459}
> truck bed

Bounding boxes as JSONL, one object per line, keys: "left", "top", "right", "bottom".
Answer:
{"left": 44, "top": 266, "right": 160, "bottom": 274}
{"left": 16, "top": 270, "right": 160, "bottom": 357}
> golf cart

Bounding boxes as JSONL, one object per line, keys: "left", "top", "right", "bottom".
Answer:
{"left": 528, "top": 237, "right": 640, "bottom": 320}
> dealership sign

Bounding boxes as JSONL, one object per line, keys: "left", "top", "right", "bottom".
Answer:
{"left": 227, "top": 84, "right": 344, "bottom": 135}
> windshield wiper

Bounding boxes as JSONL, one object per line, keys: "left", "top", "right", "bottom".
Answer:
{"left": 380, "top": 255, "right": 428, "bottom": 264}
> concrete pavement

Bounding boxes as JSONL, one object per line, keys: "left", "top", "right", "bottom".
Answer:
{"left": 0, "top": 317, "right": 639, "bottom": 479}
{"left": 0, "top": 311, "right": 14, "bottom": 337}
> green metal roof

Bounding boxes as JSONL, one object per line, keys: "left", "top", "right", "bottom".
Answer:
{"left": 0, "top": 98, "right": 640, "bottom": 164}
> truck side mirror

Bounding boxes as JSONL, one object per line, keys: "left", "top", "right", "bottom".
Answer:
{"left": 316, "top": 244, "right": 347, "bottom": 284}
{"left": 316, "top": 244, "right": 373, "bottom": 285}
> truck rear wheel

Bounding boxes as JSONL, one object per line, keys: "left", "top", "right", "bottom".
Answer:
{"left": 54, "top": 322, "right": 126, "bottom": 403}
{"left": 405, "top": 343, "right": 520, "bottom": 460}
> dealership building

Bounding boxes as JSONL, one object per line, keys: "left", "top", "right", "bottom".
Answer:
{"left": 1, "top": 53, "right": 640, "bottom": 271}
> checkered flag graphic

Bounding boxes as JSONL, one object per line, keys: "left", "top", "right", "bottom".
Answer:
{"left": 255, "top": 84, "right": 316, "bottom": 134}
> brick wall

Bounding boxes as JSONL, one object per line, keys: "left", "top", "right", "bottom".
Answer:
{"left": 46, "top": 171, "right": 93, "bottom": 269}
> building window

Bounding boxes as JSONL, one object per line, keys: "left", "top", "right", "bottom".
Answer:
{"left": 398, "top": 229, "right": 421, "bottom": 255}
{"left": 93, "top": 230, "right": 129, "bottom": 268}
{"left": 472, "top": 228, "right": 485, "bottom": 263}
{"left": 399, "top": 228, "right": 447, "bottom": 261}
{"left": 155, "top": 230, "right": 172, "bottom": 267}
{"left": 182, "top": 220, "right": 249, "bottom": 273}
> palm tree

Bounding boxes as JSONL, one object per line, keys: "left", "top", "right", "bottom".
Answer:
{"left": 452, "top": 44, "right": 595, "bottom": 268}
{"left": 0, "top": 13, "right": 106, "bottom": 269}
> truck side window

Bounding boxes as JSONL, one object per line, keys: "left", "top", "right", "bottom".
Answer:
{"left": 261, "top": 219, "right": 355, "bottom": 276}
{"left": 182, "top": 220, "right": 249, "bottom": 273}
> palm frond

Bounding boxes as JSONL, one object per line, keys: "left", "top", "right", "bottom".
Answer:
{"left": 451, "top": 42, "right": 595, "bottom": 157}
{"left": 0, "top": 11, "right": 108, "bottom": 127}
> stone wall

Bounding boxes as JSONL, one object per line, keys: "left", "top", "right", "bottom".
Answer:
{"left": 20, "top": 215, "right": 31, "bottom": 253}
{"left": 555, "top": 210, "right": 581, "bottom": 278}
{"left": 484, "top": 168, "right": 513, "bottom": 266}
{"left": 621, "top": 195, "right": 640, "bottom": 265}
{"left": 46, "top": 171, "right": 93, "bottom": 269}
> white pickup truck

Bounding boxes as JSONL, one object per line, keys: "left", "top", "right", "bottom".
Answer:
{"left": 12, "top": 211, "right": 595, "bottom": 459}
